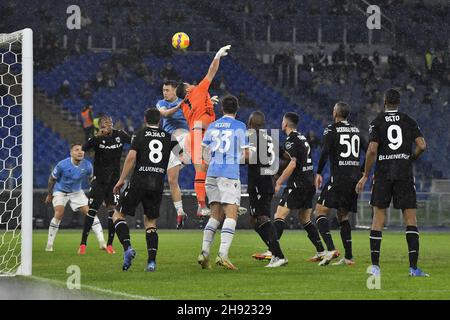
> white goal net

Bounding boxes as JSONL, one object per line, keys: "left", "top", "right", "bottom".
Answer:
{"left": 0, "top": 29, "right": 33, "bottom": 276}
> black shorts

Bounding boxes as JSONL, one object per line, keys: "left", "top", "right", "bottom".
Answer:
{"left": 88, "top": 179, "right": 118, "bottom": 207}
{"left": 278, "top": 185, "right": 315, "bottom": 210}
{"left": 370, "top": 179, "right": 417, "bottom": 210}
{"left": 317, "top": 180, "right": 358, "bottom": 213}
{"left": 116, "top": 184, "right": 163, "bottom": 219}
{"left": 249, "top": 192, "right": 273, "bottom": 217}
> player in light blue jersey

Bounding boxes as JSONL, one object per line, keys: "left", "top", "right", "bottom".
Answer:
{"left": 44, "top": 143, "right": 106, "bottom": 252}
{"left": 156, "top": 80, "right": 190, "bottom": 229}
{"left": 197, "top": 95, "right": 249, "bottom": 270}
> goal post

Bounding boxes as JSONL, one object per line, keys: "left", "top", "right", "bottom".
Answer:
{"left": 0, "top": 28, "right": 33, "bottom": 276}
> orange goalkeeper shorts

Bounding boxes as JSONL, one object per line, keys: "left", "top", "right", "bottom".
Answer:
{"left": 186, "top": 113, "right": 215, "bottom": 165}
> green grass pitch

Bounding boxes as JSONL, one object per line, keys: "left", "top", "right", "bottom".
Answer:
{"left": 30, "top": 229, "right": 450, "bottom": 300}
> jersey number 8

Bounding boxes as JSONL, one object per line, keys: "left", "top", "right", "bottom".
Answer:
{"left": 148, "top": 140, "right": 163, "bottom": 163}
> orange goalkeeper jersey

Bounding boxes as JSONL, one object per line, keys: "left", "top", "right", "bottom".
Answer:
{"left": 181, "top": 77, "right": 215, "bottom": 129}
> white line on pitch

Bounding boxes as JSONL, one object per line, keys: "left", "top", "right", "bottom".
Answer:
{"left": 29, "top": 276, "right": 157, "bottom": 300}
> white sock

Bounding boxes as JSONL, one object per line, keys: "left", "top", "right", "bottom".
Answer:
{"left": 219, "top": 218, "right": 237, "bottom": 258}
{"left": 47, "top": 217, "right": 61, "bottom": 247}
{"left": 92, "top": 216, "right": 106, "bottom": 245}
{"left": 202, "top": 217, "right": 220, "bottom": 256}
{"left": 174, "top": 201, "right": 184, "bottom": 215}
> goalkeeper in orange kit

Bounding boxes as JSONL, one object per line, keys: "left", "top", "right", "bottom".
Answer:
{"left": 176, "top": 45, "right": 231, "bottom": 217}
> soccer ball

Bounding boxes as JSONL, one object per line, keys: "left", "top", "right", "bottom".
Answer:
{"left": 172, "top": 32, "right": 190, "bottom": 50}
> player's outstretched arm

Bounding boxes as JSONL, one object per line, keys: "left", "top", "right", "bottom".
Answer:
{"left": 205, "top": 45, "right": 231, "bottom": 82}
{"left": 113, "top": 150, "right": 137, "bottom": 194}
{"left": 275, "top": 158, "right": 297, "bottom": 193}
{"left": 356, "top": 141, "right": 378, "bottom": 193}
{"left": 159, "top": 103, "right": 182, "bottom": 118}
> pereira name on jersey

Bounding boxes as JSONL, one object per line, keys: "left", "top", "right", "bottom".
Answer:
{"left": 369, "top": 110, "right": 422, "bottom": 181}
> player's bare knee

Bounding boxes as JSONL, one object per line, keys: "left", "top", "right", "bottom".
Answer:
{"left": 336, "top": 209, "right": 349, "bottom": 223}
{"left": 112, "top": 210, "right": 125, "bottom": 223}
{"left": 144, "top": 217, "right": 157, "bottom": 230}
{"left": 54, "top": 208, "right": 64, "bottom": 220}
{"left": 403, "top": 209, "right": 417, "bottom": 226}
{"left": 315, "top": 204, "right": 328, "bottom": 217}
{"left": 371, "top": 208, "right": 386, "bottom": 230}
{"left": 298, "top": 209, "right": 311, "bottom": 224}
{"left": 274, "top": 206, "right": 289, "bottom": 220}
{"left": 79, "top": 205, "right": 90, "bottom": 215}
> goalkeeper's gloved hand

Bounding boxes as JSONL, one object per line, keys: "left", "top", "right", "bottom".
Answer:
{"left": 211, "top": 95, "right": 219, "bottom": 104}
{"left": 215, "top": 45, "right": 231, "bottom": 59}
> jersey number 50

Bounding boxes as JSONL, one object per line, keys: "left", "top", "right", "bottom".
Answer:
{"left": 340, "top": 134, "right": 360, "bottom": 158}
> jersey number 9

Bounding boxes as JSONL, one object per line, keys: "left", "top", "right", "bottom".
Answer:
{"left": 387, "top": 125, "right": 403, "bottom": 150}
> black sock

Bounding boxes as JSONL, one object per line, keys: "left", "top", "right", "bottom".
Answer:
{"left": 107, "top": 210, "right": 115, "bottom": 246}
{"left": 114, "top": 219, "right": 131, "bottom": 251}
{"left": 80, "top": 209, "right": 97, "bottom": 245}
{"left": 258, "top": 221, "right": 284, "bottom": 259}
{"left": 146, "top": 227, "right": 158, "bottom": 263}
{"left": 274, "top": 218, "right": 285, "bottom": 240}
{"left": 316, "top": 216, "right": 335, "bottom": 251}
{"left": 406, "top": 226, "right": 419, "bottom": 269}
{"left": 339, "top": 220, "right": 353, "bottom": 260}
{"left": 254, "top": 224, "right": 269, "bottom": 249}
{"left": 303, "top": 221, "right": 325, "bottom": 253}
{"left": 370, "top": 230, "right": 382, "bottom": 266}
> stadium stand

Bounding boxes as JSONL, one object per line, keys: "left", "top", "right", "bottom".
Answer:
{"left": 2, "top": 0, "right": 447, "bottom": 192}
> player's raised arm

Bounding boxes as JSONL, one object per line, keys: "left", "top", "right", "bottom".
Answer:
{"left": 158, "top": 105, "right": 181, "bottom": 118}
{"left": 205, "top": 45, "right": 231, "bottom": 82}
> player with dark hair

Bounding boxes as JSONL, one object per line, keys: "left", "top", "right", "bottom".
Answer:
{"left": 247, "top": 111, "right": 287, "bottom": 267}
{"left": 176, "top": 45, "right": 231, "bottom": 218}
{"left": 45, "top": 144, "right": 105, "bottom": 252}
{"left": 112, "top": 108, "right": 181, "bottom": 272}
{"left": 314, "top": 102, "right": 367, "bottom": 266}
{"left": 197, "top": 95, "right": 250, "bottom": 270}
{"left": 273, "top": 112, "right": 327, "bottom": 261}
{"left": 78, "top": 115, "right": 131, "bottom": 255}
{"left": 356, "top": 88, "right": 428, "bottom": 277}
{"left": 156, "top": 80, "right": 189, "bottom": 229}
